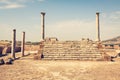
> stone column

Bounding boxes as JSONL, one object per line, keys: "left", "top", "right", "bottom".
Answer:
{"left": 11, "top": 29, "right": 16, "bottom": 59}
{"left": 41, "top": 12, "right": 45, "bottom": 40}
{"left": 96, "top": 12, "right": 100, "bottom": 42}
{"left": 21, "top": 31, "right": 25, "bottom": 57}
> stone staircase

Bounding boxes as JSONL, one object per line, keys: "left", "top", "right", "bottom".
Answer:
{"left": 39, "top": 38, "right": 104, "bottom": 61}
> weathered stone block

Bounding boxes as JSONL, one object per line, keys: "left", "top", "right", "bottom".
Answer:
{"left": 0, "top": 59, "right": 5, "bottom": 65}
{"left": 5, "top": 58, "right": 14, "bottom": 65}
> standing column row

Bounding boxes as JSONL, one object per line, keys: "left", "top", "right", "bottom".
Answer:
{"left": 11, "top": 29, "right": 25, "bottom": 59}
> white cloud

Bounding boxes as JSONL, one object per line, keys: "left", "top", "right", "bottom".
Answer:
{"left": 0, "top": 0, "right": 9, "bottom": 4}
{"left": 0, "top": 0, "right": 25, "bottom": 9}
{"left": 0, "top": 3, "right": 25, "bottom": 9}
{"left": 101, "top": 11, "right": 120, "bottom": 23}
{"left": 110, "top": 11, "right": 120, "bottom": 20}
{"left": 0, "top": 0, "right": 45, "bottom": 9}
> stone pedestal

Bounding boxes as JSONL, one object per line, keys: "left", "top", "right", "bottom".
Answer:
{"left": 39, "top": 38, "right": 105, "bottom": 61}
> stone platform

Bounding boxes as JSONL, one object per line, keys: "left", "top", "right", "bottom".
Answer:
{"left": 38, "top": 38, "right": 108, "bottom": 61}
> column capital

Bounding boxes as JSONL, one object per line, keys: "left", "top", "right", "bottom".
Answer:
{"left": 22, "top": 31, "right": 25, "bottom": 33}
{"left": 96, "top": 12, "right": 100, "bottom": 14}
{"left": 13, "top": 29, "right": 16, "bottom": 31}
{"left": 41, "top": 12, "right": 45, "bottom": 15}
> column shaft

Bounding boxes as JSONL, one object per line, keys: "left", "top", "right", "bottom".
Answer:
{"left": 96, "top": 12, "right": 100, "bottom": 41}
{"left": 11, "top": 29, "right": 16, "bottom": 59}
{"left": 21, "top": 32, "right": 25, "bottom": 57}
{"left": 41, "top": 12, "right": 45, "bottom": 40}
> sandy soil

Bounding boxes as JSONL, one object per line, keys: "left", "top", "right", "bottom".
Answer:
{"left": 0, "top": 53, "right": 120, "bottom": 80}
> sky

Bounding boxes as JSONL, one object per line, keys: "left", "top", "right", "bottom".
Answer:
{"left": 0, "top": 0, "right": 120, "bottom": 42}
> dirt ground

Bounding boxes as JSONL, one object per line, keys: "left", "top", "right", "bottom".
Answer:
{"left": 0, "top": 52, "right": 120, "bottom": 80}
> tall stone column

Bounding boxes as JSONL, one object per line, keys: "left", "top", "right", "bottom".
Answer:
{"left": 11, "top": 29, "right": 16, "bottom": 59}
{"left": 41, "top": 12, "right": 45, "bottom": 40}
{"left": 96, "top": 12, "right": 100, "bottom": 42}
{"left": 21, "top": 31, "right": 25, "bottom": 57}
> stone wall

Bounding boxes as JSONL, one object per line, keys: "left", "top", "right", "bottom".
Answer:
{"left": 0, "top": 46, "right": 21, "bottom": 56}
{"left": 25, "top": 45, "right": 39, "bottom": 51}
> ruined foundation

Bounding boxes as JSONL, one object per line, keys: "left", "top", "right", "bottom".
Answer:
{"left": 37, "top": 12, "right": 111, "bottom": 61}
{"left": 38, "top": 38, "right": 107, "bottom": 61}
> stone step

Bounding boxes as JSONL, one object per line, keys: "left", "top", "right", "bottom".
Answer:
{"left": 42, "top": 57, "right": 102, "bottom": 60}
{"left": 43, "top": 57, "right": 102, "bottom": 60}
{"left": 41, "top": 39, "right": 104, "bottom": 61}
{"left": 43, "top": 55, "right": 102, "bottom": 58}
{"left": 43, "top": 54, "right": 101, "bottom": 57}
{"left": 43, "top": 52, "right": 102, "bottom": 54}
{"left": 43, "top": 55, "right": 101, "bottom": 57}
{"left": 43, "top": 53, "right": 102, "bottom": 55}
{"left": 43, "top": 48, "right": 102, "bottom": 50}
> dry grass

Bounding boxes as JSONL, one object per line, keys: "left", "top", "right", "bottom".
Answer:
{"left": 0, "top": 52, "right": 120, "bottom": 80}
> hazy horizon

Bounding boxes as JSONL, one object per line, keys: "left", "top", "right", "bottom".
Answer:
{"left": 0, "top": 0, "right": 120, "bottom": 42}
